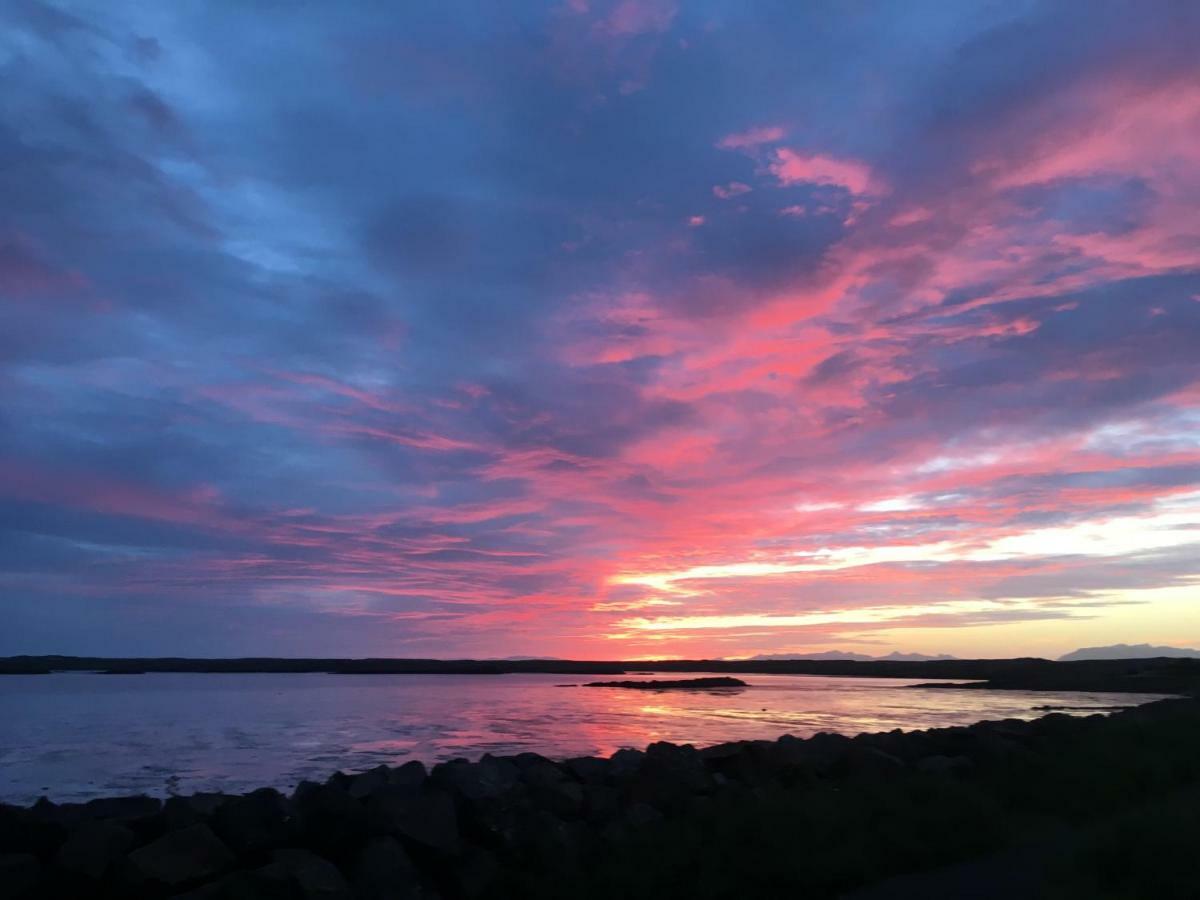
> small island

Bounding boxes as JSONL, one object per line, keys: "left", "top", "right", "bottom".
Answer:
{"left": 582, "top": 676, "right": 749, "bottom": 690}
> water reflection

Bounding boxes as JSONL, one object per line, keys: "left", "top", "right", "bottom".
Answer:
{"left": 0, "top": 672, "right": 1169, "bottom": 804}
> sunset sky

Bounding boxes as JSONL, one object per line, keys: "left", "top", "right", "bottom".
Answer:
{"left": 2, "top": 1, "right": 1199, "bottom": 659}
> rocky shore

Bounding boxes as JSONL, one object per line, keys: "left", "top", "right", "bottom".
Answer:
{"left": 4, "top": 697, "right": 1199, "bottom": 899}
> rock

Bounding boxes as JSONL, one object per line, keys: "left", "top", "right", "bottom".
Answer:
{"left": 803, "top": 732, "right": 853, "bottom": 774}
{"left": 267, "top": 848, "right": 352, "bottom": 900}
{"left": 347, "top": 765, "right": 392, "bottom": 801}
{"left": 0, "top": 803, "right": 63, "bottom": 857}
{"left": 366, "top": 785, "right": 460, "bottom": 856}
{"left": 433, "top": 755, "right": 519, "bottom": 805}
{"left": 212, "top": 788, "right": 291, "bottom": 855}
{"left": 353, "top": 837, "right": 435, "bottom": 900}
{"left": 915, "top": 754, "right": 974, "bottom": 774}
{"left": 163, "top": 794, "right": 233, "bottom": 832}
{"left": 84, "top": 794, "right": 162, "bottom": 823}
{"left": 168, "top": 870, "right": 272, "bottom": 900}
{"left": 128, "top": 823, "right": 235, "bottom": 887}
{"left": 55, "top": 819, "right": 136, "bottom": 879}
{"left": 0, "top": 853, "right": 41, "bottom": 899}
{"left": 388, "top": 761, "right": 428, "bottom": 791}
{"left": 625, "top": 802, "right": 664, "bottom": 829}
{"left": 842, "top": 746, "right": 906, "bottom": 778}
{"left": 452, "top": 844, "right": 499, "bottom": 899}
{"left": 607, "top": 748, "right": 644, "bottom": 781}
{"left": 582, "top": 783, "right": 620, "bottom": 824}
{"left": 563, "top": 756, "right": 609, "bottom": 784}
{"left": 291, "top": 782, "right": 367, "bottom": 857}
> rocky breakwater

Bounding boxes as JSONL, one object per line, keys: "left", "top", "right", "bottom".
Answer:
{"left": 3, "top": 697, "right": 1199, "bottom": 900}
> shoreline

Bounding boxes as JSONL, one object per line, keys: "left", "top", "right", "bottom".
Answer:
{"left": 4, "top": 655, "right": 1199, "bottom": 695}
{"left": 5, "top": 697, "right": 1199, "bottom": 899}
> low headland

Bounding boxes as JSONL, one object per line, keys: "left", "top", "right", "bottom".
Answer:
{"left": 579, "top": 677, "right": 748, "bottom": 690}
{"left": 4, "top": 693, "right": 1200, "bottom": 899}
{"left": 4, "top": 654, "right": 1200, "bottom": 694}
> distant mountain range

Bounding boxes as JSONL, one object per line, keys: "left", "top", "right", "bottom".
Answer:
{"left": 745, "top": 651, "right": 958, "bottom": 662}
{"left": 1059, "top": 644, "right": 1200, "bottom": 661}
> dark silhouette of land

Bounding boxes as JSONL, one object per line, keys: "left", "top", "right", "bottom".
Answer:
{"left": 580, "top": 677, "right": 749, "bottom": 690}
{"left": 4, "top": 654, "right": 1199, "bottom": 694}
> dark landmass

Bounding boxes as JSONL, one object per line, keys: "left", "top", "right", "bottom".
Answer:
{"left": 747, "top": 651, "right": 957, "bottom": 662}
{"left": 4, "top": 654, "right": 1199, "bottom": 695}
{"left": 581, "top": 677, "right": 748, "bottom": 690}
{"left": 1059, "top": 643, "right": 1200, "bottom": 661}
{"left": 4, "top": 698, "right": 1199, "bottom": 899}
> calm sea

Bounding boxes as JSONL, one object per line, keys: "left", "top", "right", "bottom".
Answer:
{"left": 0, "top": 672, "right": 1166, "bottom": 804}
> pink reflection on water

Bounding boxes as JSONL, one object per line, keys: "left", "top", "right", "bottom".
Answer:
{"left": 0, "top": 672, "right": 1168, "bottom": 804}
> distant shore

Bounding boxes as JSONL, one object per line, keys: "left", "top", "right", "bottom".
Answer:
{"left": 4, "top": 654, "right": 1199, "bottom": 695}
{"left": 5, "top": 695, "right": 1198, "bottom": 899}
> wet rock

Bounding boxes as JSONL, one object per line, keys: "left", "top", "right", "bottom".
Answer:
{"left": 366, "top": 785, "right": 460, "bottom": 856}
{"left": 212, "top": 788, "right": 291, "bottom": 855}
{"left": 128, "top": 823, "right": 235, "bottom": 888}
{"left": 0, "top": 853, "right": 41, "bottom": 899}
{"left": 352, "top": 836, "right": 436, "bottom": 900}
{"left": 55, "top": 819, "right": 136, "bottom": 879}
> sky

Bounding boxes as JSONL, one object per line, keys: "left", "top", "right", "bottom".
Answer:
{"left": 2, "top": 0, "right": 1199, "bottom": 660}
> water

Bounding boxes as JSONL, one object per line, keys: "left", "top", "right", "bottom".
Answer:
{"left": 0, "top": 672, "right": 1167, "bottom": 804}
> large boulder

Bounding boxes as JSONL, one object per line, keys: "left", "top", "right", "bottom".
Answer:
{"left": 291, "top": 782, "right": 367, "bottom": 857}
{"left": 163, "top": 794, "right": 233, "bottom": 832}
{"left": 432, "top": 755, "right": 520, "bottom": 806}
{"left": 0, "top": 853, "right": 41, "bottom": 899}
{"left": 366, "top": 785, "right": 460, "bottom": 856}
{"left": 84, "top": 795, "right": 162, "bottom": 824}
{"left": 54, "top": 819, "right": 136, "bottom": 880}
{"left": 347, "top": 766, "right": 392, "bottom": 801}
{"left": 261, "top": 848, "right": 352, "bottom": 900}
{"left": 128, "top": 823, "right": 235, "bottom": 888}
{"left": 212, "top": 788, "right": 291, "bottom": 855}
{"left": 388, "top": 761, "right": 428, "bottom": 791}
{"left": 352, "top": 837, "right": 437, "bottom": 900}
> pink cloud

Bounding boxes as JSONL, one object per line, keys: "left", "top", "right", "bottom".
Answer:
{"left": 769, "top": 148, "right": 884, "bottom": 196}
{"left": 717, "top": 125, "right": 786, "bottom": 150}
{"left": 712, "top": 181, "right": 752, "bottom": 199}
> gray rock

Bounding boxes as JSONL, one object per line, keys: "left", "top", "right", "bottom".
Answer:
{"left": 55, "top": 820, "right": 136, "bottom": 880}
{"left": 291, "top": 782, "right": 367, "bottom": 856}
{"left": 128, "top": 823, "right": 235, "bottom": 887}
